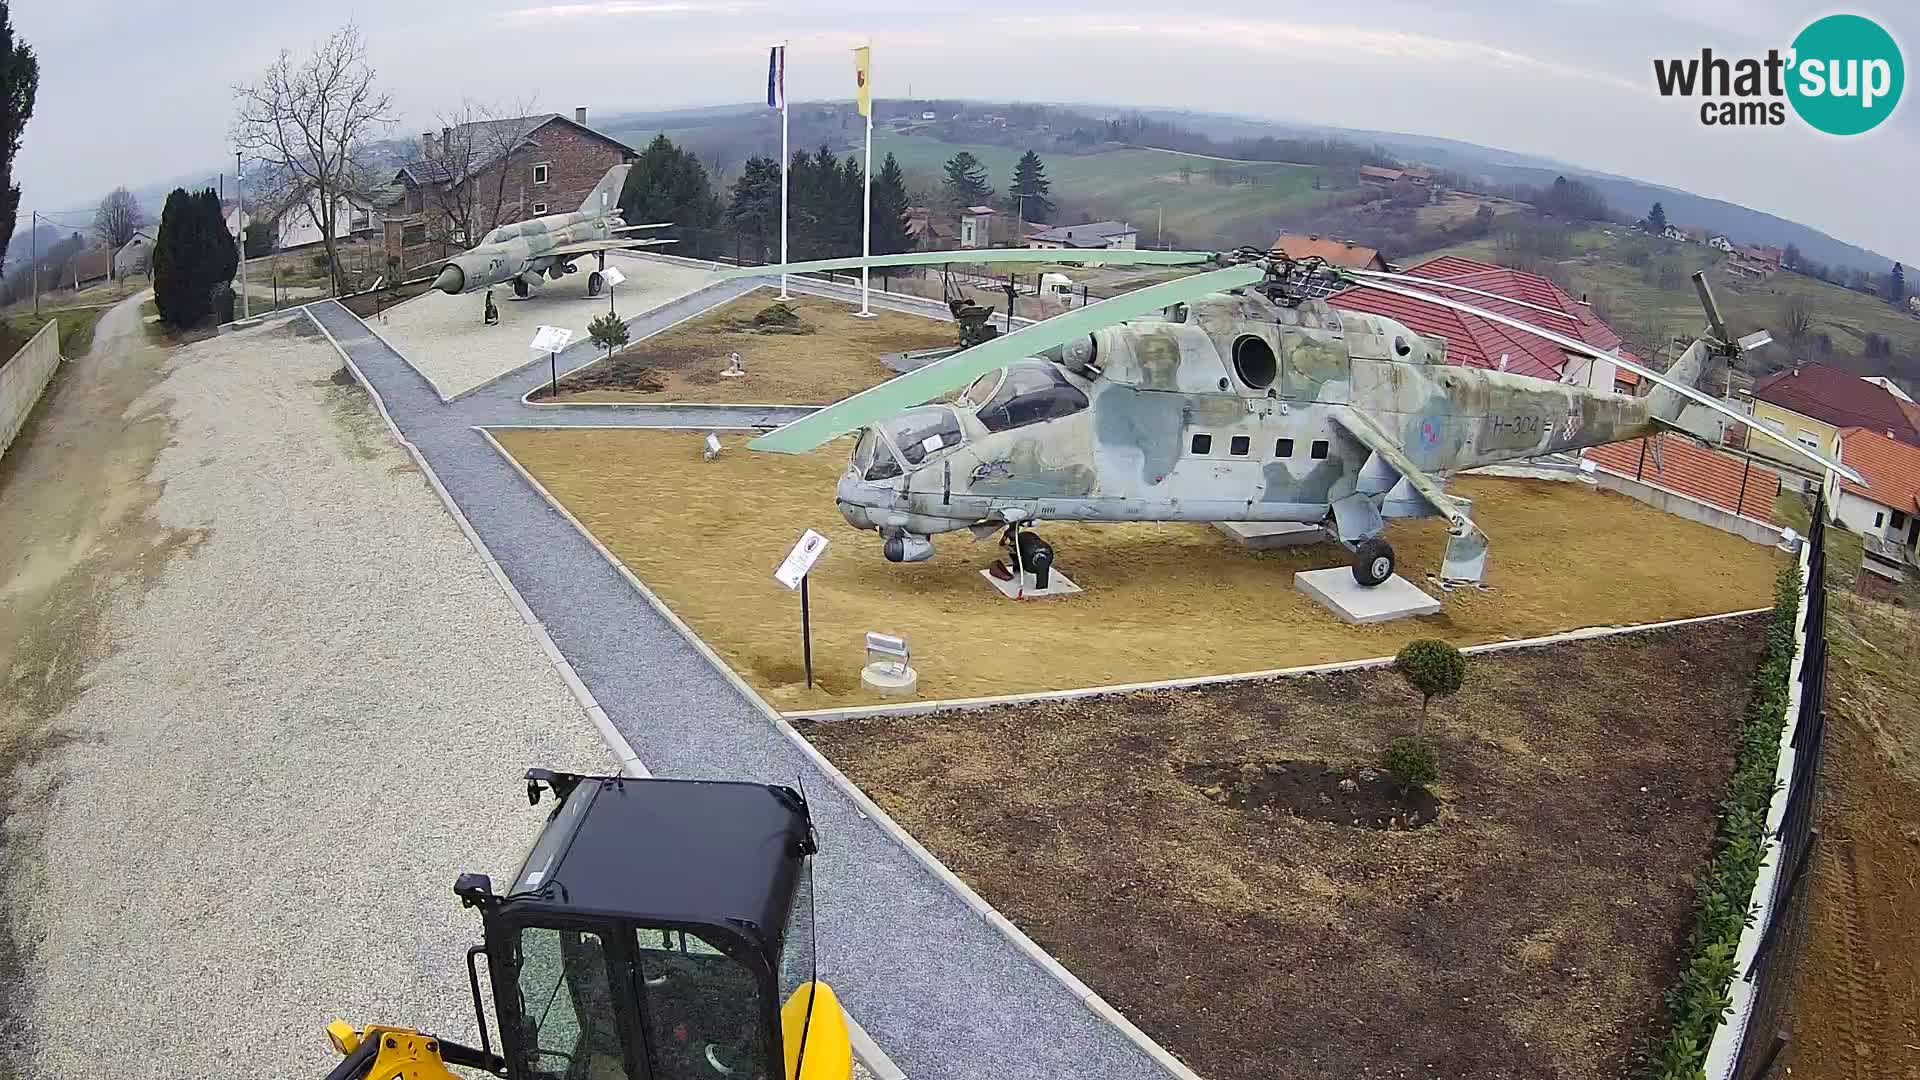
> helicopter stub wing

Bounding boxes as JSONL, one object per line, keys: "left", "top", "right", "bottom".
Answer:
{"left": 748, "top": 263, "right": 1267, "bottom": 454}
{"left": 1332, "top": 409, "right": 1492, "bottom": 584}
{"left": 717, "top": 247, "right": 1219, "bottom": 281}
{"left": 1346, "top": 277, "right": 1866, "bottom": 486}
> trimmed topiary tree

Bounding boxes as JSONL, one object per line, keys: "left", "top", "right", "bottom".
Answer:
{"left": 587, "top": 311, "right": 630, "bottom": 361}
{"left": 1380, "top": 736, "right": 1437, "bottom": 794}
{"left": 1395, "top": 638, "right": 1466, "bottom": 736}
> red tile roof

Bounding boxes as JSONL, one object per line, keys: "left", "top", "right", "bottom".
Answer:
{"left": 1836, "top": 426, "right": 1920, "bottom": 511}
{"left": 1271, "top": 232, "right": 1386, "bottom": 270}
{"left": 1750, "top": 363, "right": 1920, "bottom": 445}
{"left": 1331, "top": 256, "right": 1641, "bottom": 384}
{"left": 1584, "top": 435, "right": 1780, "bottom": 522}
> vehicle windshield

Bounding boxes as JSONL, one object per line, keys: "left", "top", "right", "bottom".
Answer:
{"left": 974, "top": 363, "right": 1088, "bottom": 433}
{"left": 855, "top": 408, "right": 962, "bottom": 482}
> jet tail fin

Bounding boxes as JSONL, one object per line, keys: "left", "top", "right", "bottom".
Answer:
{"left": 582, "top": 165, "right": 632, "bottom": 215}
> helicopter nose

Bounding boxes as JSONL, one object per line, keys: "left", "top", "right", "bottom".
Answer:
{"left": 433, "top": 263, "right": 465, "bottom": 294}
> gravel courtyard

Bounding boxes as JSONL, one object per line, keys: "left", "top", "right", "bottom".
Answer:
{"left": 1, "top": 310, "right": 613, "bottom": 1078}
{"left": 376, "top": 253, "right": 714, "bottom": 399}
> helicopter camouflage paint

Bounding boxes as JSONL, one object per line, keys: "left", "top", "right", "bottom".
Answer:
{"left": 733, "top": 252, "right": 1856, "bottom": 588}
{"left": 429, "top": 165, "right": 673, "bottom": 300}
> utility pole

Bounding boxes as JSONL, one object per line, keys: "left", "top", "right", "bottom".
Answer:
{"left": 30, "top": 210, "right": 38, "bottom": 316}
{"left": 237, "top": 151, "right": 251, "bottom": 319}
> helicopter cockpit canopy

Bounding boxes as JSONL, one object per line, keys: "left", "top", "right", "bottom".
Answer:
{"left": 854, "top": 405, "right": 965, "bottom": 481}
{"left": 959, "top": 361, "right": 1089, "bottom": 434}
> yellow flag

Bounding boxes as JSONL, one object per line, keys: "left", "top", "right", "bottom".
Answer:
{"left": 854, "top": 46, "right": 871, "bottom": 117}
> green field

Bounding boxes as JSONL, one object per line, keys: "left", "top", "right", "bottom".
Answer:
{"left": 1418, "top": 227, "right": 1920, "bottom": 379}
{"left": 875, "top": 136, "right": 1335, "bottom": 248}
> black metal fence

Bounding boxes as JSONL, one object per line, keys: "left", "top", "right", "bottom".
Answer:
{"left": 1729, "top": 492, "right": 1829, "bottom": 1079}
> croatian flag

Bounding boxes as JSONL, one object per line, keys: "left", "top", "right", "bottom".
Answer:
{"left": 767, "top": 45, "right": 785, "bottom": 110}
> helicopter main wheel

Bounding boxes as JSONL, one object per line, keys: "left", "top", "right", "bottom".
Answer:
{"left": 1352, "top": 538, "right": 1395, "bottom": 587}
{"left": 1014, "top": 530, "right": 1055, "bottom": 590}
{"left": 511, "top": 277, "right": 530, "bottom": 299}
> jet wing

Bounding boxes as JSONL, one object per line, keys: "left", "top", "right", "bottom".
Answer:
{"left": 545, "top": 238, "right": 679, "bottom": 258}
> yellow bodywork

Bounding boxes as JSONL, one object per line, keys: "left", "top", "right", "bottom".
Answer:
{"left": 781, "top": 981, "right": 855, "bottom": 1080}
{"left": 326, "top": 1021, "right": 465, "bottom": 1080}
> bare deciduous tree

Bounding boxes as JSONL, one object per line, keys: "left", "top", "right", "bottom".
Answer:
{"left": 93, "top": 186, "right": 143, "bottom": 249}
{"left": 232, "top": 24, "right": 393, "bottom": 296}
{"left": 1778, "top": 296, "right": 1814, "bottom": 359}
{"left": 417, "top": 98, "right": 539, "bottom": 255}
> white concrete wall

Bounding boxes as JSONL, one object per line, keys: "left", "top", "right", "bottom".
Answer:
{"left": 0, "top": 320, "right": 62, "bottom": 461}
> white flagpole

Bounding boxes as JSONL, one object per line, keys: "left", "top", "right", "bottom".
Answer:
{"left": 776, "top": 42, "right": 791, "bottom": 300}
{"left": 856, "top": 44, "right": 874, "bottom": 317}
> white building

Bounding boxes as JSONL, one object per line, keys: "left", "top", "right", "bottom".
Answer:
{"left": 1708, "top": 235, "right": 1735, "bottom": 253}
{"left": 1826, "top": 426, "right": 1920, "bottom": 592}
{"left": 1023, "top": 220, "right": 1139, "bottom": 251}
{"left": 958, "top": 206, "right": 997, "bottom": 249}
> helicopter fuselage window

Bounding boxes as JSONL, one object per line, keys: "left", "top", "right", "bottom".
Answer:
{"left": 975, "top": 364, "right": 1089, "bottom": 433}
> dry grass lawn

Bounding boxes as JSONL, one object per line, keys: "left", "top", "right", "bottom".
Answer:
{"left": 492, "top": 428, "right": 1784, "bottom": 709}
{"left": 543, "top": 293, "right": 954, "bottom": 405}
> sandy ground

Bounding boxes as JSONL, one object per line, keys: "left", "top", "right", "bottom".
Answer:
{"left": 376, "top": 253, "right": 713, "bottom": 399}
{"left": 491, "top": 428, "right": 1783, "bottom": 710}
{"left": 807, "top": 616, "right": 1766, "bottom": 1080}
{"left": 546, "top": 292, "right": 955, "bottom": 405}
{"left": 0, "top": 300, "right": 612, "bottom": 1078}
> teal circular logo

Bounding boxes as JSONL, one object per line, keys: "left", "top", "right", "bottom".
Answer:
{"left": 1788, "top": 14, "right": 1903, "bottom": 135}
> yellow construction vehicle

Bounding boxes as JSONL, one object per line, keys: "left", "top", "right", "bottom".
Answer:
{"left": 323, "top": 770, "right": 854, "bottom": 1080}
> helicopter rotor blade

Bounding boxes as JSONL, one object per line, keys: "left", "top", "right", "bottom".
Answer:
{"left": 1339, "top": 268, "right": 1582, "bottom": 323}
{"left": 717, "top": 247, "right": 1219, "bottom": 281}
{"left": 1350, "top": 277, "right": 1866, "bottom": 485}
{"left": 748, "top": 263, "right": 1266, "bottom": 454}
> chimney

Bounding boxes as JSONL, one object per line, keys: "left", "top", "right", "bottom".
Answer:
{"left": 422, "top": 132, "right": 435, "bottom": 158}
{"left": 575, "top": 106, "right": 588, "bottom": 126}
{"left": 442, "top": 127, "right": 453, "bottom": 157}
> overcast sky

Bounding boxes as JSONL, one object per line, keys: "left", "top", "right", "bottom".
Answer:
{"left": 12, "top": 1, "right": 1916, "bottom": 262}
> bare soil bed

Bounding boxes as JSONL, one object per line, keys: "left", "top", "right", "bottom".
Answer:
{"left": 537, "top": 293, "right": 953, "bottom": 404}
{"left": 491, "top": 428, "right": 1782, "bottom": 709}
{"left": 805, "top": 616, "right": 1770, "bottom": 1080}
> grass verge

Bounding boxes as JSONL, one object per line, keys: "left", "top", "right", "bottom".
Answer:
{"left": 0, "top": 307, "right": 108, "bottom": 360}
{"left": 1645, "top": 566, "right": 1803, "bottom": 1078}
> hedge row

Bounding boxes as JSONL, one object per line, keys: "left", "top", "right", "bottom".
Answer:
{"left": 1646, "top": 566, "right": 1804, "bottom": 1079}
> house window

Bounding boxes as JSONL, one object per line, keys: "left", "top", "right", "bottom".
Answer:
{"left": 531, "top": 202, "right": 548, "bottom": 215}
{"left": 532, "top": 163, "right": 550, "bottom": 185}
{"left": 1276, "top": 438, "right": 1295, "bottom": 458}
{"left": 1229, "top": 435, "right": 1251, "bottom": 457}
{"left": 1893, "top": 510, "right": 1909, "bottom": 530}
{"left": 1794, "top": 430, "right": 1820, "bottom": 450}
{"left": 1310, "top": 440, "right": 1330, "bottom": 460}
{"left": 1191, "top": 433, "right": 1213, "bottom": 455}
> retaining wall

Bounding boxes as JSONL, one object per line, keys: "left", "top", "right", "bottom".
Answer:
{"left": 0, "top": 320, "right": 62, "bottom": 461}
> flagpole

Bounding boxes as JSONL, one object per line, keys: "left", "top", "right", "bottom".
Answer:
{"left": 776, "top": 40, "right": 791, "bottom": 301}
{"left": 856, "top": 42, "right": 874, "bottom": 318}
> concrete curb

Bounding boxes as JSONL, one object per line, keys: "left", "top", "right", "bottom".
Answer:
{"left": 784, "top": 606, "right": 1776, "bottom": 723}
{"left": 304, "top": 305, "right": 649, "bottom": 780}
{"left": 477, "top": 426, "right": 916, "bottom": 1080}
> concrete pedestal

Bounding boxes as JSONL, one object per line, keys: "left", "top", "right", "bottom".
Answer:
{"left": 981, "top": 567, "right": 1083, "bottom": 599}
{"left": 861, "top": 663, "right": 919, "bottom": 696}
{"left": 1215, "top": 521, "right": 1326, "bottom": 550}
{"left": 1294, "top": 568, "right": 1441, "bottom": 624}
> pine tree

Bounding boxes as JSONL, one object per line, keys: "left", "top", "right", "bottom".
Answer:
{"left": 1891, "top": 262, "right": 1907, "bottom": 305}
{"left": 1007, "top": 150, "right": 1054, "bottom": 224}
{"left": 941, "top": 151, "right": 992, "bottom": 209}
{"left": 725, "top": 156, "right": 781, "bottom": 263}
{"left": 871, "top": 153, "right": 912, "bottom": 256}
{"left": 618, "top": 135, "right": 721, "bottom": 254}
{"left": 1644, "top": 202, "right": 1667, "bottom": 234}
{"left": 0, "top": 4, "right": 37, "bottom": 271}
{"left": 153, "top": 188, "right": 206, "bottom": 327}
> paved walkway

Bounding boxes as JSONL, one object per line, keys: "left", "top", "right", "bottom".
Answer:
{"left": 307, "top": 284, "right": 1176, "bottom": 1080}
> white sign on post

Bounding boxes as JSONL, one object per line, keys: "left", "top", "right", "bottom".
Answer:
{"left": 774, "top": 529, "right": 830, "bottom": 590}
{"left": 529, "top": 325, "right": 574, "bottom": 354}
{"left": 601, "top": 266, "right": 627, "bottom": 287}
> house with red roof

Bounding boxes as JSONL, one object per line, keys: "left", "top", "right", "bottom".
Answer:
{"left": 1746, "top": 362, "right": 1920, "bottom": 474}
{"left": 1330, "top": 256, "right": 1641, "bottom": 393}
{"left": 1828, "top": 426, "right": 1920, "bottom": 592}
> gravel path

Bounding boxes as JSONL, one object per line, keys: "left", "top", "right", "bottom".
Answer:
{"left": 375, "top": 255, "right": 713, "bottom": 400}
{"left": 12, "top": 317, "right": 613, "bottom": 1077}
{"left": 309, "top": 289, "right": 1183, "bottom": 1080}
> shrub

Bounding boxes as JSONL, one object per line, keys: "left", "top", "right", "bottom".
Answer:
{"left": 1645, "top": 566, "right": 1802, "bottom": 1078}
{"left": 1395, "top": 639, "right": 1467, "bottom": 734}
{"left": 1381, "top": 737, "right": 1438, "bottom": 792}
{"left": 587, "top": 311, "right": 630, "bottom": 359}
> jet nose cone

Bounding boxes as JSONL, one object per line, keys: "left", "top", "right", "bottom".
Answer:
{"left": 433, "top": 263, "right": 465, "bottom": 294}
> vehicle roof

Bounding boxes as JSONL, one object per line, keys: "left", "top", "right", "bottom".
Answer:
{"left": 511, "top": 776, "right": 809, "bottom": 964}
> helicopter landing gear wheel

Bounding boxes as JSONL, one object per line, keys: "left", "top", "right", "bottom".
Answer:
{"left": 1352, "top": 538, "right": 1395, "bottom": 587}
{"left": 1001, "top": 524, "right": 1055, "bottom": 591}
{"left": 512, "top": 277, "right": 530, "bottom": 299}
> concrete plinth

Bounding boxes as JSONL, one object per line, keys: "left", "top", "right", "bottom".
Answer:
{"left": 1294, "top": 568, "right": 1441, "bottom": 624}
{"left": 861, "top": 663, "right": 919, "bottom": 696}
{"left": 1215, "top": 521, "right": 1327, "bottom": 550}
{"left": 981, "top": 567, "right": 1083, "bottom": 599}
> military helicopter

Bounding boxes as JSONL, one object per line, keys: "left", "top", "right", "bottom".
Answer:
{"left": 426, "top": 164, "right": 675, "bottom": 306}
{"left": 719, "top": 248, "right": 1858, "bottom": 588}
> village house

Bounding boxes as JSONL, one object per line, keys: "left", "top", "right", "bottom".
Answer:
{"left": 1661, "top": 224, "right": 1689, "bottom": 242}
{"left": 1827, "top": 426, "right": 1920, "bottom": 597}
{"left": 1358, "top": 165, "right": 1431, "bottom": 188}
{"left": 1270, "top": 232, "right": 1388, "bottom": 272}
{"left": 1745, "top": 362, "right": 1920, "bottom": 475}
{"left": 112, "top": 227, "right": 157, "bottom": 278}
{"left": 1708, "top": 235, "right": 1735, "bottom": 253}
{"left": 1023, "top": 220, "right": 1138, "bottom": 250}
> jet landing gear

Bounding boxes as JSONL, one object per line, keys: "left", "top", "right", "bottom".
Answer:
{"left": 1351, "top": 538, "right": 1396, "bottom": 587}
{"left": 511, "top": 277, "right": 530, "bottom": 300}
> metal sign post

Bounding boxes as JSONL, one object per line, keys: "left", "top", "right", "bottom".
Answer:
{"left": 774, "top": 529, "right": 830, "bottom": 689}
{"left": 602, "top": 265, "right": 626, "bottom": 316}
{"left": 529, "top": 325, "right": 574, "bottom": 398}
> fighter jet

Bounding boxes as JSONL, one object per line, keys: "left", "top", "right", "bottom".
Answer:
{"left": 429, "top": 164, "right": 673, "bottom": 304}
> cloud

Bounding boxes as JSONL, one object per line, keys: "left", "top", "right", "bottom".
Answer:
{"left": 500, "top": 1, "right": 749, "bottom": 19}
